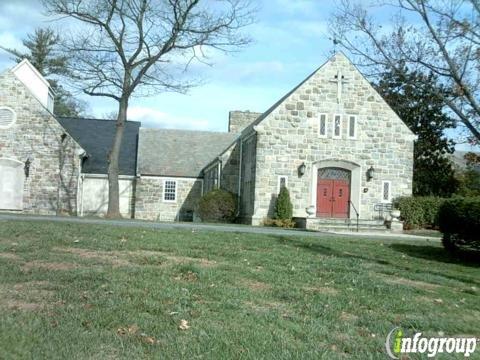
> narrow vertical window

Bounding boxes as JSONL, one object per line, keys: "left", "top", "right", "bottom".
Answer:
{"left": 277, "top": 176, "right": 288, "bottom": 193}
{"left": 382, "top": 181, "right": 391, "bottom": 203}
{"left": 319, "top": 114, "right": 327, "bottom": 137}
{"left": 348, "top": 115, "right": 356, "bottom": 139}
{"left": 333, "top": 115, "right": 342, "bottom": 138}
{"left": 163, "top": 180, "right": 177, "bottom": 202}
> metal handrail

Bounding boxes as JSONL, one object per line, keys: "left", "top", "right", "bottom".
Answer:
{"left": 348, "top": 200, "right": 359, "bottom": 232}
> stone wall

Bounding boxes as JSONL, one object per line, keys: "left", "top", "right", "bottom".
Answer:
{"left": 134, "top": 176, "right": 203, "bottom": 221}
{"left": 228, "top": 111, "right": 262, "bottom": 134}
{"left": 249, "top": 53, "right": 414, "bottom": 224}
{"left": 0, "top": 71, "right": 82, "bottom": 215}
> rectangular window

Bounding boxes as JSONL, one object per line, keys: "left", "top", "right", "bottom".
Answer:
{"left": 277, "top": 175, "right": 288, "bottom": 193}
{"left": 348, "top": 115, "right": 356, "bottom": 139}
{"left": 382, "top": 181, "right": 392, "bottom": 203}
{"left": 163, "top": 180, "right": 177, "bottom": 202}
{"left": 319, "top": 114, "right": 327, "bottom": 137}
{"left": 333, "top": 115, "right": 342, "bottom": 138}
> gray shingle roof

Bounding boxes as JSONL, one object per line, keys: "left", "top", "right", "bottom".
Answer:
{"left": 57, "top": 117, "right": 140, "bottom": 176}
{"left": 138, "top": 129, "right": 238, "bottom": 177}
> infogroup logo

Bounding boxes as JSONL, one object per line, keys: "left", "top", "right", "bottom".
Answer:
{"left": 385, "top": 327, "right": 478, "bottom": 358}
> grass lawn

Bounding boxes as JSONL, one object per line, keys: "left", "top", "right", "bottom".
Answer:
{"left": 0, "top": 220, "right": 478, "bottom": 359}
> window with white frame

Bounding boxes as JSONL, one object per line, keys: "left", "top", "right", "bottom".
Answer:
{"left": 382, "top": 181, "right": 392, "bottom": 203}
{"left": 163, "top": 180, "right": 177, "bottom": 202}
{"left": 318, "top": 114, "right": 327, "bottom": 137}
{"left": 277, "top": 175, "right": 288, "bottom": 193}
{"left": 348, "top": 115, "right": 357, "bottom": 139}
{"left": 333, "top": 115, "right": 342, "bottom": 138}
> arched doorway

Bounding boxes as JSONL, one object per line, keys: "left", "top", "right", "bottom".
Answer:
{"left": 0, "top": 158, "right": 25, "bottom": 210}
{"left": 317, "top": 167, "right": 350, "bottom": 218}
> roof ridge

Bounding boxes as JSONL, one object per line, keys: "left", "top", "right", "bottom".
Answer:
{"left": 240, "top": 55, "right": 333, "bottom": 136}
{"left": 140, "top": 128, "right": 232, "bottom": 135}
{"left": 58, "top": 116, "right": 141, "bottom": 124}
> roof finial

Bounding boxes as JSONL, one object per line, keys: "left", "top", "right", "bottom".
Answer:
{"left": 333, "top": 38, "right": 339, "bottom": 54}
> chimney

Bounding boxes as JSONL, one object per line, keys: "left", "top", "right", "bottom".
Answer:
{"left": 228, "top": 110, "right": 262, "bottom": 133}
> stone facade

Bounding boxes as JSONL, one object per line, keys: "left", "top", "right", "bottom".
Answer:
{"left": 0, "top": 70, "right": 82, "bottom": 215}
{"left": 242, "top": 53, "right": 414, "bottom": 224}
{"left": 134, "top": 176, "right": 203, "bottom": 221}
{"left": 228, "top": 111, "right": 262, "bottom": 133}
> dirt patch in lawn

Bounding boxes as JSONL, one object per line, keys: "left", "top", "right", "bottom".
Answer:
{"left": 153, "top": 253, "right": 217, "bottom": 267}
{"left": 54, "top": 247, "right": 132, "bottom": 267}
{"left": 377, "top": 274, "right": 440, "bottom": 291}
{"left": 53, "top": 247, "right": 217, "bottom": 268}
{"left": 303, "top": 286, "right": 338, "bottom": 295}
{"left": 244, "top": 300, "right": 286, "bottom": 313}
{"left": 0, "top": 252, "right": 22, "bottom": 261}
{"left": 339, "top": 311, "right": 358, "bottom": 322}
{"left": 241, "top": 279, "right": 271, "bottom": 292}
{"left": 0, "top": 281, "right": 54, "bottom": 311}
{"left": 22, "top": 261, "right": 78, "bottom": 271}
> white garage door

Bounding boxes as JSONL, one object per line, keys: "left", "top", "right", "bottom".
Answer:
{"left": 0, "top": 159, "right": 24, "bottom": 210}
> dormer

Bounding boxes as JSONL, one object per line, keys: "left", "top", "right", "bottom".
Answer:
{"left": 11, "top": 59, "right": 55, "bottom": 113}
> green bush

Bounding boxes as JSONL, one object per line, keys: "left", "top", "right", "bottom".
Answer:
{"left": 439, "top": 197, "right": 480, "bottom": 252}
{"left": 197, "top": 189, "right": 237, "bottom": 223}
{"left": 394, "top": 196, "right": 445, "bottom": 229}
{"left": 275, "top": 186, "right": 293, "bottom": 220}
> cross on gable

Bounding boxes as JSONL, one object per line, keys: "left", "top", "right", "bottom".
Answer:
{"left": 329, "top": 69, "right": 349, "bottom": 104}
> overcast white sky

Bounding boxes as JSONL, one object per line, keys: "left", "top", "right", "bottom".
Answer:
{"left": 0, "top": 0, "right": 477, "bottom": 151}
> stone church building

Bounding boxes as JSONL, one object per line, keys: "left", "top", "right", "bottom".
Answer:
{"left": 0, "top": 53, "right": 415, "bottom": 229}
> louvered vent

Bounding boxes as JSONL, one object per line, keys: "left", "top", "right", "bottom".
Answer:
{"left": 0, "top": 108, "right": 15, "bottom": 127}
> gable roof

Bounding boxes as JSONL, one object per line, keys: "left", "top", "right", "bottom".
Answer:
{"left": 57, "top": 117, "right": 141, "bottom": 176}
{"left": 138, "top": 128, "right": 238, "bottom": 177}
{"left": 241, "top": 59, "right": 330, "bottom": 136}
{"left": 241, "top": 52, "right": 414, "bottom": 137}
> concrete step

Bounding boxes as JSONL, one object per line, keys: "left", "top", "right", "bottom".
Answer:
{"left": 305, "top": 218, "right": 389, "bottom": 233}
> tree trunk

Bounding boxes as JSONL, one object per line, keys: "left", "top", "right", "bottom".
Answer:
{"left": 106, "top": 97, "right": 128, "bottom": 218}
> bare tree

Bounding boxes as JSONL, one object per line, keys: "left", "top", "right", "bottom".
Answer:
{"left": 43, "top": 0, "right": 254, "bottom": 218}
{"left": 330, "top": 0, "right": 480, "bottom": 143}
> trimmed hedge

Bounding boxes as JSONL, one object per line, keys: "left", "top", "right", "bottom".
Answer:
{"left": 439, "top": 197, "right": 480, "bottom": 252}
{"left": 394, "top": 196, "right": 445, "bottom": 229}
{"left": 197, "top": 189, "right": 237, "bottom": 223}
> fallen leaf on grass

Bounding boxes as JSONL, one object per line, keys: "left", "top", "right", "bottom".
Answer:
{"left": 140, "top": 334, "right": 157, "bottom": 345}
{"left": 178, "top": 319, "right": 190, "bottom": 330}
{"left": 434, "top": 298, "right": 443, "bottom": 304}
{"left": 117, "top": 324, "right": 139, "bottom": 336}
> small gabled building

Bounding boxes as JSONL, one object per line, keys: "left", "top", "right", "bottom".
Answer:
{"left": 0, "top": 59, "right": 84, "bottom": 215}
{"left": 206, "top": 52, "right": 415, "bottom": 227}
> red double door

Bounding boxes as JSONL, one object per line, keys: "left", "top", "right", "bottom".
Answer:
{"left": 317, "top": 179, "right": 350, "bottom": 218}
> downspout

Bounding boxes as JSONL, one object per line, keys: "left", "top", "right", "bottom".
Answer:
{"left": 80, "top": 174, "right": 84, "bottom": 217}
{"left": 217, "top": 156, "right": 222, "bottom": 189}
{"left": 236, "top": 139, "right": 243, "bottom": 217}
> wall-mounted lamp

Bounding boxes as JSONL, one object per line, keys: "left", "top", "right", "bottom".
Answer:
{"left": 298, "top": 162, "right": 306, "bottom": 176}
{"left": 366, "top": 166, "right": 375, "bottom": 182}
{"left": 24, "top": 157, "right": 32, "bottom": 178}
